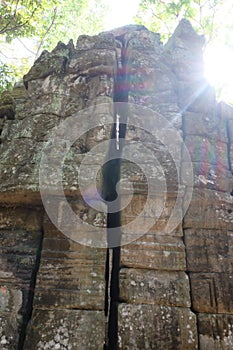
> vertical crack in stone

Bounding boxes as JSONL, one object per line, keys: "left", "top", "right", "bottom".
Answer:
{"left": 17, "top": 227, "right": 44, "bottom": 350}
{"left": 183, "top": 230, "right": 201, "bottom": 348}
{"left": 218, "top": 103, "right": 233, "bottom": 173}
{"left": 181, "top": 112, "right": 200, "bottom": 349}
{"left": 103, "top": 35, "right": 129, "bottom": 350}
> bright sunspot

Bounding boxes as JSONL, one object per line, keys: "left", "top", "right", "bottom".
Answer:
{"left": 103, "top": 0, "right": 139, "bottom": 30}
{"left": 2, "top": 0, "right": 233, "bottom": 105}
{"left": 103, "top": 0, "right": 233, "bottom": 104}
{"left": 204, "top": 45, "right": 233, "bottom": 103}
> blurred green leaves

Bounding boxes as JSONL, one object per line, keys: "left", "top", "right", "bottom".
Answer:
{"left": 135, "top": 0, "right": 226, "bottom": 43}
{"left": 0, "top": 0, "right": 107, "bottom": 93}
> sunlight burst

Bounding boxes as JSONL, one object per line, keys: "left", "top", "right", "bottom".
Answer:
{"left": 103, "top": 0, "right": 139, "bottom": 30}
{"left": 204, "top": 45, "right": 233, "bottom": 103}
{"left": 103, "top": 1, "right": 233, "bottom": 104}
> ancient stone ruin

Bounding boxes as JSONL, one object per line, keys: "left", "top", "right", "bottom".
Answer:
{"left": 0, "top": 19, "right": 233, "bottom": 349}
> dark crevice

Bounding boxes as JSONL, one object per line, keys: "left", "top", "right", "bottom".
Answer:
{"left": 103, "top": 36, "right": 129, "bottom": 350}
{"left": 226, "top": 118, "right": 232, "bottom": 173}
{"left": 183, "top": 229, "right": 201, "bottom": 349}
{"left": 217, "top": 103, "right": 232, "bottom": 172}
{"left": 106, "top": 246, "right": 121, "bottom": 350}
{"left": 181, "top": 107, "right": 200, "bottom": 349}
{"left": 217, "top": 103, "right": 233, "bottom": 199}
{"left": 104, "top": 248, "right": 110, "bottom": 317}
{"left": 17, "top": 227, "right": 44, "bottom": 350}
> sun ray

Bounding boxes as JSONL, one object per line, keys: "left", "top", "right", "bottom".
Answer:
{"left": 204, "top": 44, "right": 233, "bottom": 103}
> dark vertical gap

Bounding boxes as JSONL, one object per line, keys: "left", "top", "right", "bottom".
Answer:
{"left": 181, "top": 111, "right": 200, "bottom": 349}
{"left": 104, "top": 248, "right": 110, "bottom": 349}
{"left": 219, "top": 104, "right": 232, "bottom": 173}
{"left": 17, "top": 226, "right": 44, "bottom": 350}
{"left": 104, "top": 248, "right": 110, "bottom": 317}
{"left": 183, "top": 229, "right": 201, "bottom": 350}
{"left": 103, "top": 37, "right": 129, "bottom": 350}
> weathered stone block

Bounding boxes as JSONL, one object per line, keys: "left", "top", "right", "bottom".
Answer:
{"left": 227, "top": 119, "right": 233, "bottom": 143}
{"left": 42, "top": 197, "right": 106, "bottom": 247}
{"left": 198, "top": 313, "right": 233, "bottom": 350}
{"left": 184, "top": 135, "right": 229, "bottom": 169}
{"left": 121, "top": 234, "right": 186, "bottom": 271}
{"left": 0, "top": 207, "right": 43, "bottom": 231}
{"left": 24, "top": 48, "right": 69, "bottom": 85}
{"left": 218, "top": 102, "right": 233, "bottom": 136}
{"left": 190, "top": 272, "right": 233, "bottom": 313}
{"left": 1, "top": 114, "right": 60, "bottom": 142}
{"left": 183, "top": 111, "right": 228, "bottom": 142}
{"left": 152, "top": 102, "right": 182, "bottom": 128}
{"left": 0, "top": 285, "right": 22, "bottom": 313}
{"left": 67, "top": 48, "right": 117, "bottom": 75}
{"left": 120, "top": 152, "right": 181, "bottom": 194}
{"left": 24, "top": 309, "right": 105, "bottom": 350}
{"left": 125, "top": 114, "right": 182, "bottom": 143}
{"left": 123, "top": 26, "right": 162, "bottom": 52}
{"left": 164, "top": 19, "right": 204, "bottom": 80}
{"left": 178, "top": 81, "right": 216, "bottom": 113}
{"left": 229, "top": 144, "right": 233, "bottom": 171}
{"left": 184, "top": 189, "right": 233, "bottom": 229}
{"left": 185, "top": 229, "right": 233, "bottom": 273}
{"left": 127, "top": 91, "right": 181, "bottom": 128}
{"left": 34, "top": 253, "right": 105, "bottom": 310}
{"left": 119, "top": 268, "right": 190, "bottom": 307}
{"left": 33, "top": 219, "right": 106, "bottom": 310}
{"left": 0, "top": 20, "right": 233, "bottom": 350}
{"left": 0, "top": 285, "right": 23, "bottom": 349}
{"left": 0, "top": 225, "right": 42, "bottom": 349}
{"left": 181, "top": 161, "right": 233, "bottom": 192}
{"left": 120, "top": 192, "right": 183, "bottom": 236}
{"left": 0, "top": 313, "right": 19, "bottom": 350}
{"left": 76, "top": 32, "right": 116, "bottom": 50}
{"left": 129, "top": 90, "right": 178, "bottom": 108}
{"left": 0, "top": 229, "right": 42, "bottom": 284}
{"left": 0, "top": 105, "right": 113, "bottom": 201}
{"left": 127, "top": 63, "right": 176, "bottom": 95}
{"left": 118, "top": 304, "right": 198, "bottom": 349}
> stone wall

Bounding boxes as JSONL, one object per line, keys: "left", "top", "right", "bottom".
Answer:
{"left": 0, "top": 20, "right": 233, "bottom": 349}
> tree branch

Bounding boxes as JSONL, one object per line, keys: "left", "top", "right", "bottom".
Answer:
{"left": 0, "top": 0, "right": 20, "bottom": 34}
{"left": 17, "top": 37, "right": 37, "bottom": 55}
{"left": 35, "top": 7, "right": 57, "bottom": 58}
{"left": 150, "top": 7, "right": 173, "bottom": 35}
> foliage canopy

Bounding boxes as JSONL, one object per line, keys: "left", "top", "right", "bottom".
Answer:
{"left": 0, "top": 0, "right": 107, "bottom": 92}
{"left": 1, "top": 0, "right": 233, "bottom": 101}
{"left": 135, "top": 0, "right": 231, "bottom": 44}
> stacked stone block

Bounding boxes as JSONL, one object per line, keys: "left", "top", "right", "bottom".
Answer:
{"left": 0, "top": 20, "right": 232, "bottom": 350}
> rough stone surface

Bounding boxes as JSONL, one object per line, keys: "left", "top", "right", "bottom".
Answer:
{"left": 0, "top": 207, "right": 43, "bottom": 349}
{"left": 0, "top": 26, "right": 114, "bottom": 349}
{"left": 121, "top": 234, "right": 186, "bottom": 271}
{"left": 119, "top": 268, "right": 190, "bottom": 307}
{"left": 184, "top": 229, "right": 233, "bottom": 273}
{"left": 118, "top": 304, "right": 198, "bottom": 349}
{"left": 198, "top": 313, "right": 233, "bottom": 350}
{"left": 0, "top": 19, "right": 233, "bottom": 349}
{"left": 24, "top": 309, "right": 105, "bottom": 350}
{"left": 32, "top": 216, "right": 106, "bottom": 310}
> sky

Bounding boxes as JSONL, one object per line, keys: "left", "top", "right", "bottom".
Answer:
{"left": 1, "top": 0, "right": 233, "bottom": 104}
{"left": 102, "top": 0, "right": 233, "bottom": 104}
{"left": 103, "top": 0, "right": 140, "bottom": 30}
{"left": 204, "top": 45, "right": 233, "bottom": 103}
